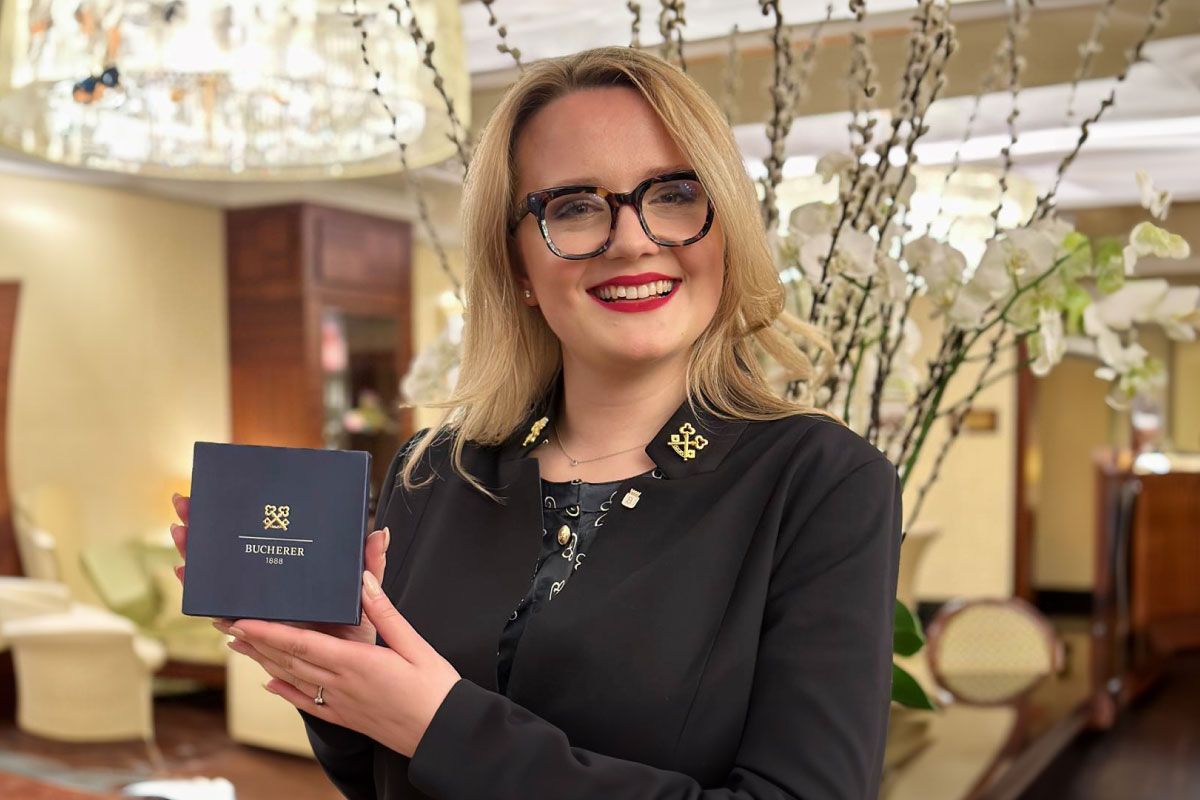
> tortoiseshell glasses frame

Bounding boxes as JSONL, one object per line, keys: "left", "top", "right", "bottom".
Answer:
{"left": 506, "top": 169, "right": 715, "bottom": 260}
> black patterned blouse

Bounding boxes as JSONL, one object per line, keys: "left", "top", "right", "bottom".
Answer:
{"left": 495, "top": 466, "right": 665, "bottom": 696}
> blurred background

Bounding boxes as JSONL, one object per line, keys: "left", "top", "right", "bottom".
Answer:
{"left": 0, "top": 1, "right": 1197, "bottom": 799}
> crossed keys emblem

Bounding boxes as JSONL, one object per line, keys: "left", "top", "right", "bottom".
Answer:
{"left": 263, "top": 504, "right": 291, "bottom": 531}
{"left": 668, "top": 422, "right": 708, "bottom": 461}
{"left": 522, "top": 415, "right": 549, "bottom": 447}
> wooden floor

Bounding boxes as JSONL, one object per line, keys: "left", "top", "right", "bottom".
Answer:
{"left": 1021, "top": 651, "right": 1200, "bottom": 800}
{"left": 0, "top": 688, "right": 343, "bottom": 800}
{"left": 3, "top": 653, "right": 1198, "bottom": 800}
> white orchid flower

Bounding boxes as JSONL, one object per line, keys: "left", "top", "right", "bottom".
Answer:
{"left": 1123, "top": 245, "right": 1139, "bottom": 276}
{"left": 799, "top": 229, "right": 877, "bottom": 285}
{"left": 1149, "top": 284, "right": 1200, "bottom": 341}
{"left": 979, "top": 227, "right": 1061, "bottom": 285}
{"left": 904, "top": 235, "right": 967, "bottom": 305}
{"left": 799, "top": 233, "right": 833, "bottom": 285}
{"left": 1083, "top": 305, "right": 1150, "bottom": 375}
{"left": 788, "top": 202, "right": 837, "bottom": 238}
{"left": 1030, "top": 308, "right": 1065, "bottom": 377}
{"left": 1128, "top": 221, "right": 1190, "bottom": 260}
{"left": 944, "top": 284, "right": 991, "bottom": 329}
{"left": 1093, "top": 280, "right": 1200, "bottom": 341}
{"left": 837, "top": 229, "right": 879, "bottom": 281}
{"left": 1136, "top": 170, "right": 1172, "bottom": 220}
{"left": 1032, "top": 217, "right": 1075, "bottom": 248}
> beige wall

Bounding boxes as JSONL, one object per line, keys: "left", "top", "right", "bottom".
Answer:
{"left": 902, "top": 298, "right": 1016, "bottom": 601}
{"left": 0, "top": 170, "right": 228, "bottom": 601}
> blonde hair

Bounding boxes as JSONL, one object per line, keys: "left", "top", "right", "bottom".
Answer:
{"left": 398, "top": 45, "right": 830, "bottom": 503}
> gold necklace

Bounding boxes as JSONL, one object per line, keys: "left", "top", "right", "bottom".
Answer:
{"left": 552, "top": 420, "right": 649, "bottom": 467}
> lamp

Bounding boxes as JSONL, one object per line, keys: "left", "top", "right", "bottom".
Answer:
{"left": 0, "top": 0, "right": 469, "bottom": 179}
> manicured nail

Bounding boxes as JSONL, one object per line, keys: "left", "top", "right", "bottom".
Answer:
{"left": 262, "top": 682, "right": 277, "bottom": 694}
{"left": 229, "top": 626, "right": 246, "bottom": 638}
{"left": 363, "top": 570, "right": 382, "bottom": 598}
{"left": 383, "top": 526, "right": 391, "bottom": 550}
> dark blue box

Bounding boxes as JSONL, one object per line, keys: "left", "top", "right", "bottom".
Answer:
{"left": 181, "top": 441, "right": 372, "bottom": 625}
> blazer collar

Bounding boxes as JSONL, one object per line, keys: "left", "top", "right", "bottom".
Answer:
{"left": 496, "top": 369, "right": 748, "bottom": 479}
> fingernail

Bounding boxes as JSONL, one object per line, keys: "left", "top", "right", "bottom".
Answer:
{"left": 262, "top": 682, "right": 277, "bottom": 694}
{"left": 363, "top": 570, "right": 382, "bottom": 598}
{"left": 226, "top": 640, "right": 245, "bottom": 653}
{"left": 212, "top": 619, "right": 230, "bottom": 632}
{"left": 229, "top": 626, "right": 246, "bottom": 638}
{"left": 171, "top": 492, "right": 180, "bottom": 503}
{"left": 383, "top": 526, "right": 391, "bottom": 550}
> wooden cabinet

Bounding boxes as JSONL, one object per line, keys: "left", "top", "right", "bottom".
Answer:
{"left": 225, "top": 204, "right": 413, "bottom": 509}
{"left": 1090, "top": 453, "right": 1200, "bottom": 728}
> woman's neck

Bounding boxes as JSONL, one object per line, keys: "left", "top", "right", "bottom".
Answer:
{"left": 538, "top": 355, "right": 687, "bottom": 481}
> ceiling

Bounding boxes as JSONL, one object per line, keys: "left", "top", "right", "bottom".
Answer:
{"left": 1, "top": 0, "right": 1197, "bottom": 253}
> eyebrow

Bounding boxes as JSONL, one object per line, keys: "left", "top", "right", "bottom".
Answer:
{"left": 543, "top": 163, "right": 694, "bottom": 189}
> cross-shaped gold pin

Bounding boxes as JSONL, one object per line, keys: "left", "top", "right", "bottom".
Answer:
{"left": 667, "top": 422, "right": 708, "bottom": 461}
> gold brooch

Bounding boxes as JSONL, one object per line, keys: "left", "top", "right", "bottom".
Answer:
{"left": 522, "top": 415, "right": 549, "bottom": 447}
{"left": 667, "top": 422, "right": 708, "bottom": 461}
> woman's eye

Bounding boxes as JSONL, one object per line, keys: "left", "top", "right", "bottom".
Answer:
{"left": 649, "top": 182, "right": 699, "bottom": 205}
{"left": 553, "top": 199, "right": 604, "bottom": 219}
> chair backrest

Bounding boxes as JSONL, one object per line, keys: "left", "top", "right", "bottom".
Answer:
{"left": 925, "top": 597, "right": 1063, "bottom": 706}
{"left": 79, "top": 540, "right": 159, "bottom": 626}
{"left": 12, "top": 508, "right": 62, "bottom": 582}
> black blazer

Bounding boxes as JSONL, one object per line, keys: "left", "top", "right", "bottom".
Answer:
{"left": 300, "top": 376, "right": 902, "bottom": 799}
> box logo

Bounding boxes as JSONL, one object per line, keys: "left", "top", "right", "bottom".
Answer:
{"left": 263, "top": 504, "right": 291, "bottom": 531}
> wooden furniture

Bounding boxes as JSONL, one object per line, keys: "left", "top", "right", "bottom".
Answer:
{"left": 882, "top": 622, "right": 1092, "bottom": 800}
{"left": 225, "top": 204, "right": 414, "bottom": 511}
{"left": 1089, "top": 450, "right": 1200, "bottom": 729}
{"left": 0, "top": 283, "right": 20, "bottom": 579}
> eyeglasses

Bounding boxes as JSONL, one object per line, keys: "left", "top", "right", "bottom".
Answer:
{"left": 508, "top": 169, "right": 715, "bottom": 260}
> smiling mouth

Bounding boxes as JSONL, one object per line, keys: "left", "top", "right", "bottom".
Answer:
{"left": 588, "top": 279, "right": 680, "bottom": 303}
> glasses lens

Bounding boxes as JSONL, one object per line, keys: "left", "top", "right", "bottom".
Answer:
{"left": 544, "top": 192, "right": 611, "bottom": 256}
{"left": 641, "top": 176, "right": 709, "bottom": 244}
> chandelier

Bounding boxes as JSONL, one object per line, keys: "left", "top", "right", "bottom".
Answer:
{"left": 0, "top": 0, "right": 469, "bottom": 179}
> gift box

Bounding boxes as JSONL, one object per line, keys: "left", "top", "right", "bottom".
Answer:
{"left": 181, "top": 441, "right": 372, "bottom": 625}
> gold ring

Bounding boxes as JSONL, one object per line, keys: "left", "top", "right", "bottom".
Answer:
{"left": 314, "top": 685, "right": 325, "bottom": 705}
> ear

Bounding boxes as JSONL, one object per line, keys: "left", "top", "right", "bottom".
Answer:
{"left": 507, "top": 241, "right": 537, "bottom": 306}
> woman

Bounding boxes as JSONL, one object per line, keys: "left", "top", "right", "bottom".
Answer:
{"left": 170, "top": 46, "right": 901, "bottom": 799}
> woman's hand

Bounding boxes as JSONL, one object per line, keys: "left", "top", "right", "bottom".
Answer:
{"left": 219, "top": 571, "right": 462, "bottom": 758}
{"left": 169, "top": 492, "right": 390, "bottom": 646}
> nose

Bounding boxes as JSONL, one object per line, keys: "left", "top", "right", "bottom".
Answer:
{"left": 603, "top": 203, "right": 659, "bottom": 261}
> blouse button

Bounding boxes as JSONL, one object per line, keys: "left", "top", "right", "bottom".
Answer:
{"left": 556, "top": 524, "right": 571, "bottom": 546}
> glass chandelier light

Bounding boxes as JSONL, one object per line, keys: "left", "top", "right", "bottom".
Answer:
{"left": 0, "top": 0, "right": 469, "bottom": 179}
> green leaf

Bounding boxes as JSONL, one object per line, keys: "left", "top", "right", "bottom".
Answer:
{"left": 1093, "top": 237, "right": 1126, "bottom": 294}
{"left": 1063, "top": 284, "right": 1092, "bottom": 335}
{"left": 893, "top": 599, "right": 925, "bottom": 657}
{"left": 1059, "top": 231, "right": 1092, "bottom": 281}
{"left": 892, "top": 662, "right": 936, "bottom": 710}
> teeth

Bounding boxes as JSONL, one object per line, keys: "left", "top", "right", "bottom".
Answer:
{"left": 594, "top": 280, "right": 677, "bottom": 301}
